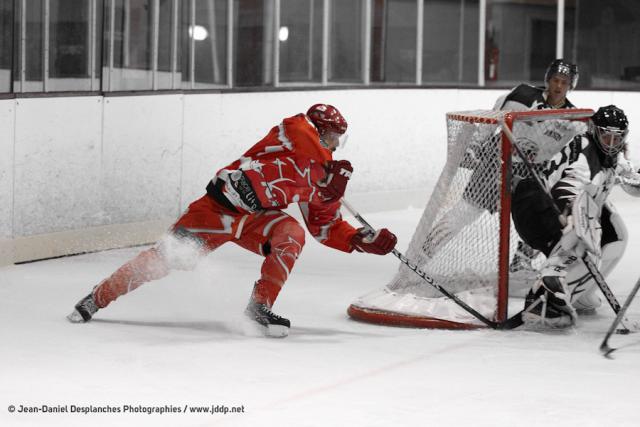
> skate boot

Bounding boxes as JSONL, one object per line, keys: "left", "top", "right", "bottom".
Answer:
{"left": 67, "top": 292, "right": 99, "bottom": 323}
{"left": 522, "top": 276, "right": 576, "bottom": 329}
{"left": 244, "top": 299, "right": 290, "bottom": 338}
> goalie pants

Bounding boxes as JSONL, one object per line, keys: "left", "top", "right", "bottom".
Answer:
{"left": 93, "top": 194, "right": 306, "bottom": 309}
{"left": 512, "top": 178, "right": 624, "bottom": 257}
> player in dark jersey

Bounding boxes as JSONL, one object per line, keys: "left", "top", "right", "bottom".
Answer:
{"left": 494, "top": 59, "right": 578, "bottom": 112}
{"left": 513, "top": 106, "right": 639, "bottom": 328}
{"left": 422, "top": 60, "right": 583, "bottom": 278}
{"left": 465, "top": 59, "right": 579, "bottom": 213}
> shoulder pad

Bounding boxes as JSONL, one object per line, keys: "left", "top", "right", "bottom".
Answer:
{"left": 283, "top": 115, "right": 332, "bottom": 162}
{"left": 503, "top": 84, "right": 545, "bottom": 109}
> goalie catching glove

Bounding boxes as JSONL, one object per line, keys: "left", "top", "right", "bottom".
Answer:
{"left": 351, "top": 227, "right": 397, "bottom": 255}
{"left": 317, "top": 160, "right": 353, "bottom": 202}
{"left": 616, "top": 157, "right": 640, "bottom": 197}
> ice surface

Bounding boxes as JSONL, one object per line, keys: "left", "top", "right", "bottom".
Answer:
{"left": 1, "top": 191, "right": 640, "bottom": 427}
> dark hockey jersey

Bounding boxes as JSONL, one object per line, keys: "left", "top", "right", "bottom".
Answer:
{"left": 511, "top": 135, "right": 618, "bottom": 255}
{"left": 494, "top": 83, "right": 575, "bottom": 112}
{"left": 494, "top": 84, "right": 583, "bottom": 166}
{"left": 544, "top": 134, "right": 618, "bottom": 213}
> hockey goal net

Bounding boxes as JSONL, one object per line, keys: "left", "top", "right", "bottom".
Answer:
{"left": 348, "top": 108, "right": 593, "bottom": 329}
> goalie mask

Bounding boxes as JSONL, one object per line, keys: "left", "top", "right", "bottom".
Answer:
{"left": 590, "top": 105, "right": 629, "bottom": 156}
{"left": 545, "top": 59, "right": 579, "bottom": 90}
{"left": 307, "top": 104, "right": 349, "bottom": 151}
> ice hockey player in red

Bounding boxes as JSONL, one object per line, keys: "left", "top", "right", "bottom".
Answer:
{"left": 67, "top": 104, "right": 397, "bottom": 337}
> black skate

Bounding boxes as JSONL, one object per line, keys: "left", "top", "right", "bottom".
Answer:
{"left": 67, "top": 293, "right": 99, "bottom": 323}
{"left": 244, "top": 300, "right": 290, "bottom": 338}
{"left": 522, "top": 277, "right": 575, "bottom": 329}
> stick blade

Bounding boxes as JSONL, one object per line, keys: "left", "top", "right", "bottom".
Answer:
{"left": 600, "top": 341, "right": 616, "bottom": 359}
{"left": 498, "top": 311, "right": 523, "bottom": 330}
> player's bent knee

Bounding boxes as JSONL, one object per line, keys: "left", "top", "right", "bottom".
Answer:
{"left": 271, "top": 219, "right": 306, "bottom": 253}
{"left": 158, "top": 227, "right": 206, "bottom": 270}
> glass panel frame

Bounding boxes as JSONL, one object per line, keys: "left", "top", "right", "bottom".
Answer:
{"left": 328, "top": 0, "right": 366, "bottom": 84}
{"left": 5, "top": 0, "right": 640, "bottom": 93}
{"left": 422, "top": 0, "right": 478, "bottom": 86}
{"left": 0, "top": 0, "right": 14, "bottom": 93}
{"left": 106, "top": 0, "right": 154, "bottom": 91}
{"left": 565, "top": 0, "right": 640, "bottom": 90}
{"left": 371, "top": 0, "right": 418, "bottom": 84}
{"left": 15, "top": 0, "right": 45, "bottom": 93}
{"left": 233, "top": 0, "right": 271, "bottom": 87}
{"left": 194, "top": 0, "right": 228, "bottom": 88}
{"left": 48, "top": 0, "right": 102, "bottom": 92}
{"left": 278, "top": 0, "right": 323, "bottom": 85}
{"left": 484, "top": 0, "right": 557, "bottom": 88}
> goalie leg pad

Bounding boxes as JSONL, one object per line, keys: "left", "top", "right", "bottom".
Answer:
{"left": 571, "top": 191, "right": 602, "bottom": 257}
{"left": 571, "top": 202, "right": 626, "bottom": 313}
{"left": 599, "top": 203, "right": 627, "bottom": 277}
{"left": 565, "top": 264, "right": 600, "bottom": 313}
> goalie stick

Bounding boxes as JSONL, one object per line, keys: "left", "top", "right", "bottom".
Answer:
{"left": 600, "top": 276, "right": 640, "bottom": 358}
{"left": 340, "top": 198, "right": 524, "bottom": 330}
{"left": 502, "top": 118, "right": 630, "bottom": 332}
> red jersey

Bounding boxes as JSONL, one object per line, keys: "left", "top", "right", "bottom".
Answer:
{"left": 212, "top": 114, "right": 358, "bottom": 252}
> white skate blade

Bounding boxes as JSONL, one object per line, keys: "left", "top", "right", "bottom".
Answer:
{"left": 241, "top": 319, "right": 290, "bottom": 338}
{"left": 265, "top": 324, "right": 289, "bottom": 338}
{"left": 66, "top": 309, "right": 86, "bottom": 323}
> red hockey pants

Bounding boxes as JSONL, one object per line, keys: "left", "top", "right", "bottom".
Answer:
{"left": 93, "top": 195, "right": 306, "bottom": 309}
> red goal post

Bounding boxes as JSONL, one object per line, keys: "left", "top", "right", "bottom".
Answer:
{"left": 348, "top": 108, "right": 594, "bottom": 330}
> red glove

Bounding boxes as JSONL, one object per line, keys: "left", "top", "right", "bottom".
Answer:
{"left": 318, "top": 160, "right": 353, "bottom": 202}
{"left": 351, "top": 228, "right": 397, "bottom": 255}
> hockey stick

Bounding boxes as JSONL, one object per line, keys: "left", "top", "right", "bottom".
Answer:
{"left": 340, "top": 198, "right": 524, "bottom": 330}
{"left": 600, "top": 277, "right": 640, "bottom": 358}
{"left": 502, "top": 121, "right": 628, "bottom": 330}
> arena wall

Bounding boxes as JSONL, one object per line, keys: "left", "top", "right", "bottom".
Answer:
{"left": 1, "top": 89, "right": 638, "bottom": 264}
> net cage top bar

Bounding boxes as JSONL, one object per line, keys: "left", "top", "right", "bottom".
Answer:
{"left": 447, "top": 108, "right": 594, "bottom": 125}
{"left": 508, "top": 108, "right": 594, "bottom": 122}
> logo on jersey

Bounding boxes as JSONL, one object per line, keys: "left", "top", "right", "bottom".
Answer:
{"left": 543, "top": 129, "right": 563, "bottom": 142}
{"left": 229, "top": 171, "right": 262, "bottom": 211}
{"left": 338, "top": 167, "right": 352, "bottom": 178}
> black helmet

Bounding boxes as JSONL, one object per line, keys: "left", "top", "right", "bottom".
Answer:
{"left": 545, "top": 59, "right": 579, "bottom": 90}
{"left": 590, "top": 105, "right": 629, "bottom": 156}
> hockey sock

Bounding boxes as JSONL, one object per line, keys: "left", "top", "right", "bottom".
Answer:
{"left": 252, "top": 222, "right": 304, "bottom": 307}
{"left": 93, "top": 247, "right": 170, "bottom": 308}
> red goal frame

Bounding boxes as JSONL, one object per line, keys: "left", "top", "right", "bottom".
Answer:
{"left": 348, "top": 108, "right": 594, "bottom": 329}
